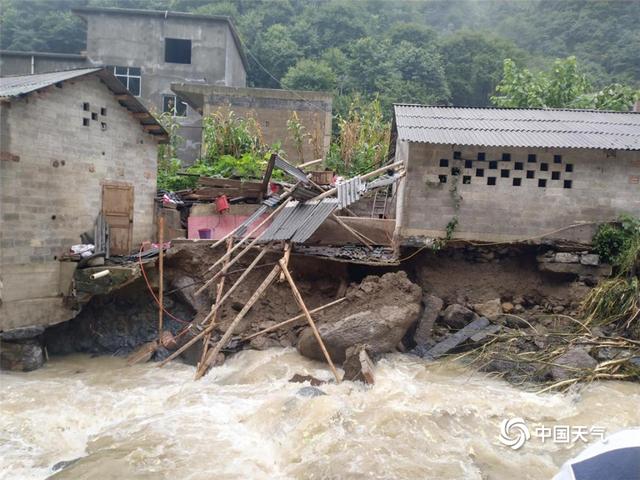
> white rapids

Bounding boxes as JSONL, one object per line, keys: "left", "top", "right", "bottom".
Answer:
{"left": 1, "top": 349, "right": 639, "bottom": 479}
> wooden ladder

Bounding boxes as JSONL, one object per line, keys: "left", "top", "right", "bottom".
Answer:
{"left": 371, "top": 189, "right": 388, "bottom": 218}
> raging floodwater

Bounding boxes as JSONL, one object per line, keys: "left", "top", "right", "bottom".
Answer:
{"left": 1, "top": 350, "right": 639, "bottom": 480}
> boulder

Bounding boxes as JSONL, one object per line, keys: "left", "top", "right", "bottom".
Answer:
{"left": 0, "top": 339, "right": 44, "bottom": 371}
{"left": 0, "top": 326, "right": 45, "bottom": 341}
{"left": 413, "top": 294, "right": 444, "bottom": 345}
{"left": 472, "top": 298, "right": 502, "bottom": 319}
{"left": 501, "top": 302, "right": 515, "bottom": 314}
{"left": 554, "top": 252, "right": 580, "bottom": 263}
{"left": 550, "top": 348, "right": 597, "bottom": 381}
{"left": 580, "top": 254, "right": 600, "bottom": 266}
{"left": 296, "top": 386, "right": 326, "bottom": 397}
{"left": 289, "top": 373, "right": 326, "bottom": 386}
{"left": 440, "top": 304, "right": 478, "bottom": 330}
{"left": 297, "top": 304, "right": 420, "bottom": 363}
{"left": 342, "top": 345, "right": 375, "bottom": 384}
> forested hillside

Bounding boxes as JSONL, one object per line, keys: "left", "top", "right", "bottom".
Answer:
{"left": 1, "top": 0, "right": 638, "bottom": 111}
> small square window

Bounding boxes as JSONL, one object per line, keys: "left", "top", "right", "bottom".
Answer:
{"left": 527, "top": 154, "right": 537, "bottom": 163}
{"left": 165, "top": 38, "right": 192, "bottom": 64}
{"left": 101, "top": 107, "right": 107, "bottom": 116}
{"left": 82, "top": 118, "right": 90, "bottom": 126}
{"left": 477, "top": 152, "right": 486, "bottom": 161}
{"left": 554, "top": 154, "right": 562, "bottom": 164}
{"left": 551, "top": 171, "right": 560, "bottom": 180}
{"left": 91, "top": 112, "right": 98, "bottom": 121}
{"left": 565, "top": 164, "right": 573, "bottom": 172}
{"left": 526, "top": 170, "right": 535, "bottom": 179}
{"left": 476, "top": 168, "right": 484, "bottom": 177}
{"left": 502, "top": 153, "right": 511, "bottom": 161}
{"left": 453, "top": 151, "right": 461, "bottom": 159}
{"left": 563, "top": 180, "right": 572, "bottom": 189}
{"left": 439, "top": 159, "right": 449, "bottom": 167}
{"left": 514, "top": 162, "right": 523, "bottom": 170}
{"left": 162, "top": 95, "right": 188, "bottom": 117}
{"left": 501, "top": 169, "right": 510, "bottom": 178}
{"left": 451, "top": 167, "right": 460, "bottom": 176}
{"left": 439, "top": 174, "right": 447, "bottom": 183}
{"left": 101, "top": 122, "right": 107, "bottom": 131}
{"left": 489, "top": 161, "right": 498, "bottom": 170}
{"left": 540, "top": 163, "right": 549, "bottom": 171}
{"left": 464, "top": 160, "right": 473, "bottom": 169}
{"left": 487, "top": 177, "right": 496, "bottom": 186}
{"left": 83, "top": 102, "right": 90, "bottom": 111}
{"left": 513, "top": 178, "right": 522, "bottom": 186}
{"left": 463, "top": 175, "right": 471, "bottom": 184}
{"left": 538, "top": 179, "right": 547, "bottom": 188}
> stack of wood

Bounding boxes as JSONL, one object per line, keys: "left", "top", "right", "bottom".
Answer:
{"left": 180, "top": 177, "right": 265, "bottom": 202}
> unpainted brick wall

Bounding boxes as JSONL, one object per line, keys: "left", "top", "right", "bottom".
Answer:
{"left": 399, "top": 142, "right": 640, "bottom": 243}
{"left": 0, "top": 74, "right": 159, "bottom": 328}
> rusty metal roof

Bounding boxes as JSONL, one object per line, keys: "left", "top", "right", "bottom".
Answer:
{"left": 0, "top": 68, "right": 168, "bottom": 141}
{"left": 393, "top": 105, "right": 640, "bottom": 150}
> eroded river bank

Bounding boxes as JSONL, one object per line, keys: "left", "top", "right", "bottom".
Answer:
{"left": 2, "top": 349, "right": 639, "bottom": 480}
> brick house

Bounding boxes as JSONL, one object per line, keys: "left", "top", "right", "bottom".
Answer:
{"left": 391, "top": 105, "right": 640, "bottom": 245}
{"left": 0, "top": 68, "right": 167, "bottom": 331}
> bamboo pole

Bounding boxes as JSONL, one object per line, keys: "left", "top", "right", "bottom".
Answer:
{"left": 158, "top": 248, "right": 270, "bottom": 367}
{"left": 157, "top": 214, "right": 164, "bottom": 343}
{"left": 205, "top": 195, "right": 293, "bottom": 273}
{"left": 298, "top": 158, "right": 323, "bottom": 169}
{"left": 279, "top": 242, "right": 291, "bottom": 282}
{"left": 330, "top": 214, "right": 374, "bottom": 250}
{"left": 278, "top": 258, "right": 341, "bottom": 383}
{"left": 195, "top": 264, "right": 281, "bottom": 379}
{"left": 198, "top": 237, "right": 232, "bottom": 371}
{"left": 241, "top": 297, "right": 346, "bottom": 341}
{"left": 313, "top": 161, "right": 404, "bottom": 202}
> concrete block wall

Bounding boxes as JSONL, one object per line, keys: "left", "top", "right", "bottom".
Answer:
{"left": 398, "top": 142, "right": 640, "bottom": 244}
{"left": 0, "top": 74, "right": 159, "bottom": 330}
{"left": 201, "top": 87, "right": 333, "bottom": 164}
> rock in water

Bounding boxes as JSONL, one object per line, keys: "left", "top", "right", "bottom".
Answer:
{"left": 440, "top": 304, "right": 478, "bottom": 330}
{"left": 298, "top": 305, "right": 420, "bottom": 363}
{"left": 343, "top": 345, "right": 375, "bottom": 384}
{"left": 472, "top": 298, "right": 502, "bottom": 319}
{"left": 413, "top": 294, "right": 444, "bottom": 346}
{"left": 0, "top": 339, "right": 44, "bottom": 371}
{"left": 296, "top": 386, "right": 326, "bottom": 397}
{"left": 551, "top": 348, "right": 598, "bottom": 381}
{"left": 289, "top": 374, "right": 326, "bottom": 386}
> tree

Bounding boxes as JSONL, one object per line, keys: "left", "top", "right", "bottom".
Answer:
{"left": 248, "top": 24, "right": 301, "bottom": 88}
{"left": 281, "top": 59, "right": 336, "bottom": 92}
{"left": 492, "top": 57, "right": 640, "bottom": 111}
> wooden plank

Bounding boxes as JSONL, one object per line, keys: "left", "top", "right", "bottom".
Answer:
{"left": 133, "top": 112, "right": 152, "bottom": 119}
{"left": 195, "top": 264, "right": 281, "bottom": 378}
{"left": 279, "top": 259, "right": 341, "bottom": 383}
{"left": 143, "top": 124, "right": 163, "bottom": 132}
{"left": 421, "top": 317, "right": 490, "bottom": 360}
{"left": 115, "top": 94, "right": 129, "bottom": 101}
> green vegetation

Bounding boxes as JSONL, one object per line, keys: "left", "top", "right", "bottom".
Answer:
{"left": 492, "top": 57, "right": 640, "bottom": 110}
{"left": 3, "top": 0, "right": 639, "bottom": 115}
{"left": 583, "top": 216, "right": 640, "bottom": 328}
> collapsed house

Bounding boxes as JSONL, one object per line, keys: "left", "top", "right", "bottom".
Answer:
{"left": 0, "top": 68, "right": 168, "bottom": 332}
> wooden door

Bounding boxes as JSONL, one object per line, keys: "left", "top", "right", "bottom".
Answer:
{"left": 102, "top": 183, "right": 134, "bottom": 255}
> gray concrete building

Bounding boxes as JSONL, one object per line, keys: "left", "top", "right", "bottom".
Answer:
{"left": 0, "top": 68, "right": 167, "bottom": 332}
{"left": 391, "top": 105, "right": 640, "bottom": 245}
{"left": 0, "top": 7, "right": 248, "bottom": 162}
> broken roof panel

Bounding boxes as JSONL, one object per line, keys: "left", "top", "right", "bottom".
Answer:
{"left": 259, "top": 199, "right": 338, "bottom": 243}
{"left": 0, "top": 68, "right": 101, "bottom": 97}
{"left": 393, "top": 105, "right": 640, "bottom": 151}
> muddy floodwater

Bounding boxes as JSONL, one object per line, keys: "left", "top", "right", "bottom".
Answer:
{"left": 1, "top": 349, "right": 639, "bottom": 480}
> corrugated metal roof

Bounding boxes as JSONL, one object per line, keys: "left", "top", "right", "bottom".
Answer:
{"left": 0, "top": 68, "right": 168, "bottom": 141}
{"left": 393, "top": 105, "right": 640, "bottom": 150}
{"left": 259, "top": 199, "right": 338, "bottom": 243}
{"left": 0, "top": 68, "right": 101, "bottom": 97}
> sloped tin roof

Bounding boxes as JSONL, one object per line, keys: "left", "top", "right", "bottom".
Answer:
{"left": 393, "top": 105, "right": 640, "bottom": 150}
{"left": 0, "top": 68, "right": 168, "bottom": 141}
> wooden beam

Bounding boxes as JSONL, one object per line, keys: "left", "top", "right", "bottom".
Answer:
{"left": 143, "top": 124, "right": 163, "bottom": 132}
{"left": 115, "top": 94, "right": 129, "bottom": 101}
{"left": 241, "top": 297, "right": 346, "bottom": 341}
{"left": 279, "top": 258, "right": 341, "bottom": 383}
{"left": 195, "top": 264, "right": 281, "bottom": 379}
{"left": 133, "top": 112, "right": 152, "bottom": 119}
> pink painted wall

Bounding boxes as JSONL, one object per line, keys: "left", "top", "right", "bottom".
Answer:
{"left": 188, "top": 213, "right": 269, "bottom": 240}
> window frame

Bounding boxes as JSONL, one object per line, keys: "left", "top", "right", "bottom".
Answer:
{"left": 165, "top": 38, "right": 192, "bottom": 64}
{"left": 162, "top": 94, "right": 188, "bottom": 117}
{"left": 111, "top": 66, "right": 142, "bottom": 97}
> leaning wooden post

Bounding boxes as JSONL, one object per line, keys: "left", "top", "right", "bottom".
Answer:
{"left": 278, "top": 258, "right": 341, "bottom": 383}
{"left": 195, "top": 263, "right": 282, "bottom": 379}
{"left": 157, "top": 214, "right": 165, "bottom": 343}
{"left": 157, "top": 248, "right": 269, "bottom": 367}
{"left": 198, "top": 237, "right": 232, "bottom": 371}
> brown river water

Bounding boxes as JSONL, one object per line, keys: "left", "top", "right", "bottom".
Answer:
{"left": 1, "top": 349, "right": 639, "bottom": 480}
